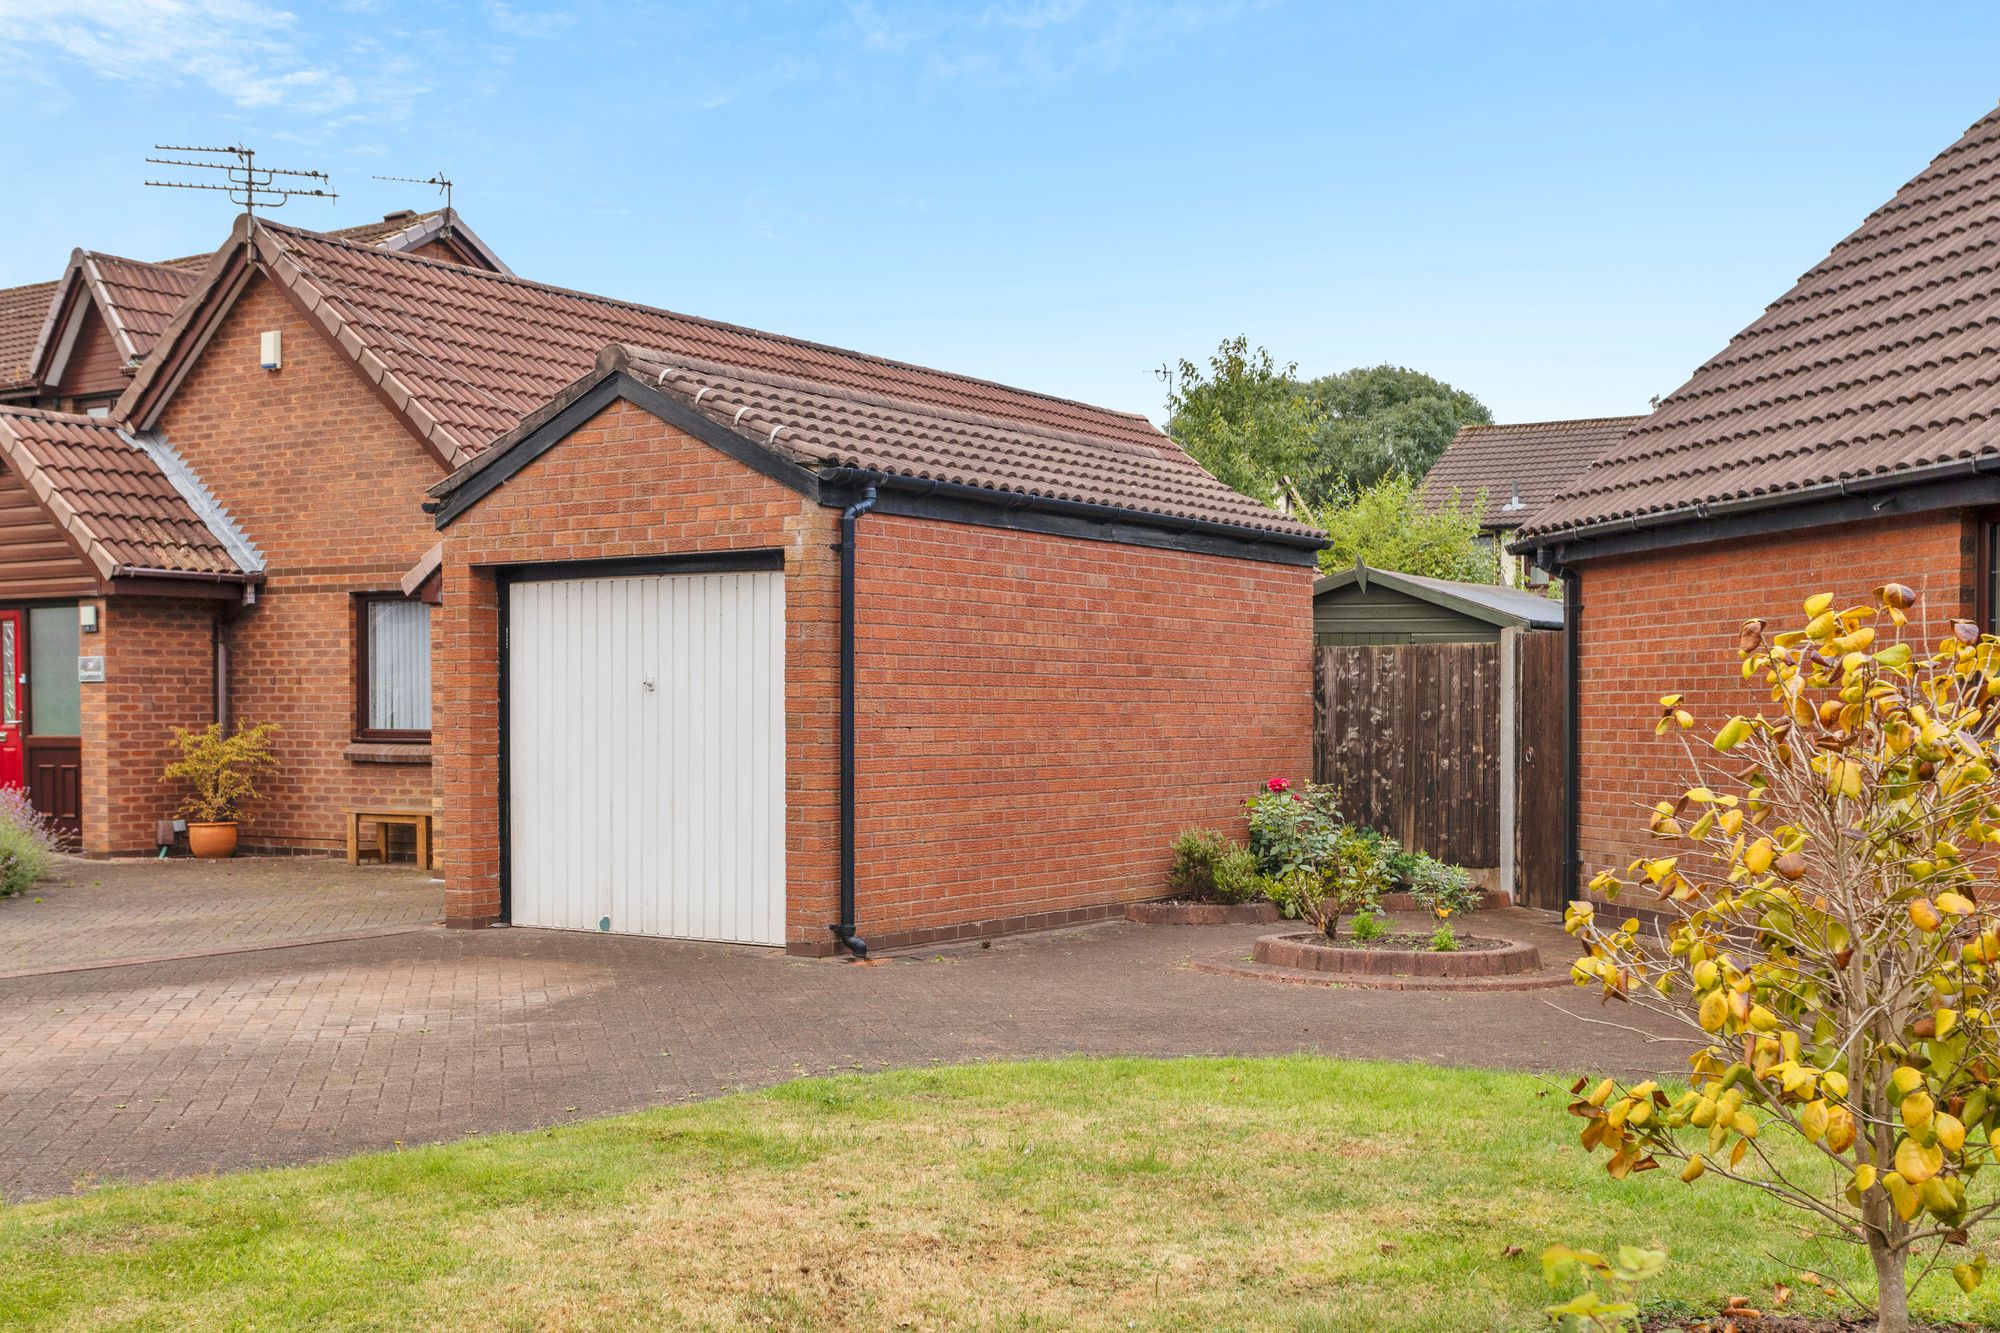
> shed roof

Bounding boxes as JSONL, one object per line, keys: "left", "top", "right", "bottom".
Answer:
{"left": 0, "top": 406, "right": 257, "bottom": 582}
{"left": 1422, "top": 416, "right": 1644, "bottom": 530}
{"left": 1312, "top": 562, "right": 1563, "bottom": 629}
{"left": 1523, "top": 104, "right": 2000, "bottom": 547}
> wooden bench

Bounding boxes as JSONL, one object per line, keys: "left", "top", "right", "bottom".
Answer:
{"left": 346, "top": 807, "right": 433, "bottom": 870}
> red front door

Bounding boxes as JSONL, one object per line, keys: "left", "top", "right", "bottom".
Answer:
{"left": 0, "top": 611, "right": 23, "bottom": 790}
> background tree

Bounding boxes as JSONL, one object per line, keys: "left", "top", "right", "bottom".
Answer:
{"left": 1303, "top": 475, "right": 1495, "bottom": 581}
{"left": 1566, "top": 584, "right": 2000, "bottom": 1332}
{"left": 1165, "top": 339, "right": 1493, "bottom": 512}
{"left": 1299, "top": 364, "right": 1492, "bottom": 502}
{"left": 1164, "top": 336, "right": 1321, "bottom": 507}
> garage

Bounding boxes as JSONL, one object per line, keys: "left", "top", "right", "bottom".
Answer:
{"left": 503, "top": 555, "right": 787, "bottom": 945}
{"left": 431, "top": 343, "right": 1323, "bottom": 954}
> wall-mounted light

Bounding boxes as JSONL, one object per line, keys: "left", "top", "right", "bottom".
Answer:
{"left": 259, "top": 331, "right": 282, "bottom": 371}
{"left": 78, "top": 604, "right": 99, "bottom": 634}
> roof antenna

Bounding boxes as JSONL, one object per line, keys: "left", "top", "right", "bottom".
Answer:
{"left": 373, "top": 173, "right": 454, "bottom": 238}
{"left": 144, "top": 144, "right": 336, "bottom": 215}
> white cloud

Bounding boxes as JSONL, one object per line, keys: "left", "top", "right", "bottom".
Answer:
{"left": 0, "top": 0, "right": 364, "bottom": 112}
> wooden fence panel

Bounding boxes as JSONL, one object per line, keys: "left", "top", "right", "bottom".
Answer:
{"left": 1514, "top": 630, "right": 1568, "bottom": 910}
{"left": 1313, "top": 642, "right": 1499, "bottom": 867}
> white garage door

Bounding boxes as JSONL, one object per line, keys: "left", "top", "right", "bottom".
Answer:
{"left": 507, "top": 569, "right": 786, "bottom": 944}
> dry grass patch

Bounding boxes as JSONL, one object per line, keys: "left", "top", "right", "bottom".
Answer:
{"left": 4, "top": 1057, "right": 2000, "bottom": 1330}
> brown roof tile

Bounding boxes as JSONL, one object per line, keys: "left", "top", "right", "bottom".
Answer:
{"left": 1421, "top": 416, "right": 1644, "bottom": 529}
{"left": 76, "top": 253, "right": 204, "bottom": 364}
{"left": 253, "top": 223, "right": 1311, "bottom": 538}
{"left": 0, "top": 406, "right": 250, "bottom": 579}
{"left": 0, "top": 281, "right": 59, "bottom": 391}
{"left": 1523, "top": 106, "right": 2000, "bottom": 543}
{"left": 608, "top": 347, "right": 1313, "bottom": 535}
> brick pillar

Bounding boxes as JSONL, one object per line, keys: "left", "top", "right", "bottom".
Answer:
{"left": 437, "top": 559, "right": 501, "bottom": 923}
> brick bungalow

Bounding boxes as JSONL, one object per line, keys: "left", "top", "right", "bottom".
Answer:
{"left": 1512, "top": 104, "right": 2000, "bottom": 895}
{"left": 0, "top": 205, "right": 1320, "bottom": 951}
{"left": 0, "top": 210, "right": 505, "bottom": 853}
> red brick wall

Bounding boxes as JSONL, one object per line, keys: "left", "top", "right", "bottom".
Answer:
{"left": 852, "top": 513, "right": 1313, "bottom": 939}
{"left": 1573, "top": 511, "right": 1975, "bottom": 887}
{"left": 437, "top": 399, "right": 1317, "bottom": 947}
{"left": 81, "top": 596, "right": 217, "bottom": 855}
{"left": 436, "top": 399, "right": 837, "bottom": 929}
{"left": 151, "top": 275, "right": 444, "bottom": 854}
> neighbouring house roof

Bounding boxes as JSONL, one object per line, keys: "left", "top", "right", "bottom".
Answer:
{"left": 0, "top": 405, "right": 258, "bottom": 582}
{"left": 137, "top": 217, "right": 1319, "bottom": 545}
{"left": 1522, "top": 105, "right": 2000, "bottom": 549}
{"left": 0, "top": 281, "right": 59, "bottom": 395}
{"left": 1, "top": 209, "right": 505, "bottom": 404}
{"left": 1422, "top": 416, "right": 1645, "bottom": 531}
{"left": 29, "top": 251, "right": 206, "bottom": 386}
{"left": 1312, "top": 561, "right": 1563, "bottom": 630}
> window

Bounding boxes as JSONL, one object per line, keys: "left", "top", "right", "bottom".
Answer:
{"left": 355, "top": 595, "right": 432, "bottom": 741}
{"left": 27, "top": 606, "right": 79, "bottom": 736}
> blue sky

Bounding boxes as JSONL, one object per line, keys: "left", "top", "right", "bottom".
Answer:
{"left": 1, "top": 2, "right": 1995, "bottom": 426}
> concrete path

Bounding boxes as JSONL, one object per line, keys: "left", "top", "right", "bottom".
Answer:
{"left": 0, "top": 897, "right": 1685, "bottom": 1202}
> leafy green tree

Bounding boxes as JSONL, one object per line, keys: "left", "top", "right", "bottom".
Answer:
{"left": 1305, "top": 475, "right": 1495, "bottom": 582}
{"left": 1165, "top": 341, "right": 1492, "bottom": 510}
{"left": 1298, "top": 364, "right": 1493, "bottom": 502}
{"left": 1164, "top": 336, "right": 1320, "bottom": 506}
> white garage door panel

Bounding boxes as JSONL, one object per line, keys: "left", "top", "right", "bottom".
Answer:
{"left": 508, "top": 570, "right": 786, "bottom": 945}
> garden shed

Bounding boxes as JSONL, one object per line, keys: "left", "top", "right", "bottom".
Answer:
{"left": 1312, "top": 561, "right": 1560, "bottom": 645}
{"left": 1310, "top": 563, "right": 1568, "bottom": 909}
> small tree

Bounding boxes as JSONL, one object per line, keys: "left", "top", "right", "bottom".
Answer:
{"left": 1304, "top": 474, "right": 1496, "bottom": 583}
{"left": 1565, "top": 583, "right": 2000, "bottom": 1331}
{"left": 164, "top": 722, "right": 280, "bottom": 823}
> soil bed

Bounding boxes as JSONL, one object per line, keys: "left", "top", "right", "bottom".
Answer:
{"left": 1125, "top": 899, "right": 1281, "bottom": 925}
{"left": 1322, "top": 931, "right": 1510, "bottom": 952}
{"left": 1644, "top": 1317, "right": 1977, "bottom": 1331}
{"left": 1254, "top": 929, "right": 1542, "bottom": 978}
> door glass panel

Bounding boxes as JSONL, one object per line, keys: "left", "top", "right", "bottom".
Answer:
{"left": 28, "top": 606, "right": 80, "bottom": 737}
{"left": 1, "top": 621, "right": 16, "bottom": 726}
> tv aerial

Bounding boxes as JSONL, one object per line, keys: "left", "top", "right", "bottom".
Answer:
{"left": 143, "top": 144, "right": 336, "bottom": 214}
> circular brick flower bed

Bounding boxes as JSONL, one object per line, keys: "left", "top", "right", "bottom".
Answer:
{"left": 1252, "top": 930, "right": 1541, "bottom": 979}
{"left": 1126, "top": 900, "right": 1282, "bottom": 926}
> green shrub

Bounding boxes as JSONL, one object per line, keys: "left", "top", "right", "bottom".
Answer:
{"left": 164, "top": 722, "right": 280, "bottom": 823}
{"left": 0, "top": 787, "right": 60, "bottom": 897}
{"left": 1167, "top": 829, "right": 1231, "bottom": 900}
{"left": 1350, "top": 909, "right": 1386, "bottom": 942}
{"left": 1211, "top": 848, "right": 1271, "bottom": 904}
{"left": 1402, "top": 852, "right": 1481, "bottom": 918}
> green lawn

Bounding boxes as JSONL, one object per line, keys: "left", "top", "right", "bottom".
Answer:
{"left": 3, "top": 1057, "right": 1996, "bottom": 1331}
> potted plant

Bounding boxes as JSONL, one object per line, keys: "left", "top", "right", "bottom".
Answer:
{"left": 163, "top": 722, "right": 279, "bottom": 858}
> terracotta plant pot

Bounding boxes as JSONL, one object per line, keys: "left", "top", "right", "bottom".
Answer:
{"left": 187, "top": 821, "right": 239, "bottom": 859}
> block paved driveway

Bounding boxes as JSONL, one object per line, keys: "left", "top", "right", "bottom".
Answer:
{"left": 0, "top": 866, "right": 1683, "bottom": 1202}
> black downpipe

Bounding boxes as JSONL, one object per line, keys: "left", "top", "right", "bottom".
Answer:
{"left": 1562, "top": 571, "right": 1583, "bottom": 907}
{"left": 832, "top": 484, "right": 879, "bottom": 957}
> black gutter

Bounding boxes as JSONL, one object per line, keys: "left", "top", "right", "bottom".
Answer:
{"left": 817, "top": 466, "right": 1325, "bottom": 560}
{"left": 1561, "top": 571, "right": 1582, "bottom": 910}
{"left": 1512, "top": 454, "right": 2000, "bottom": 565}
{"left": 831, "top": 482, "right": 879, "bottom": 958}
